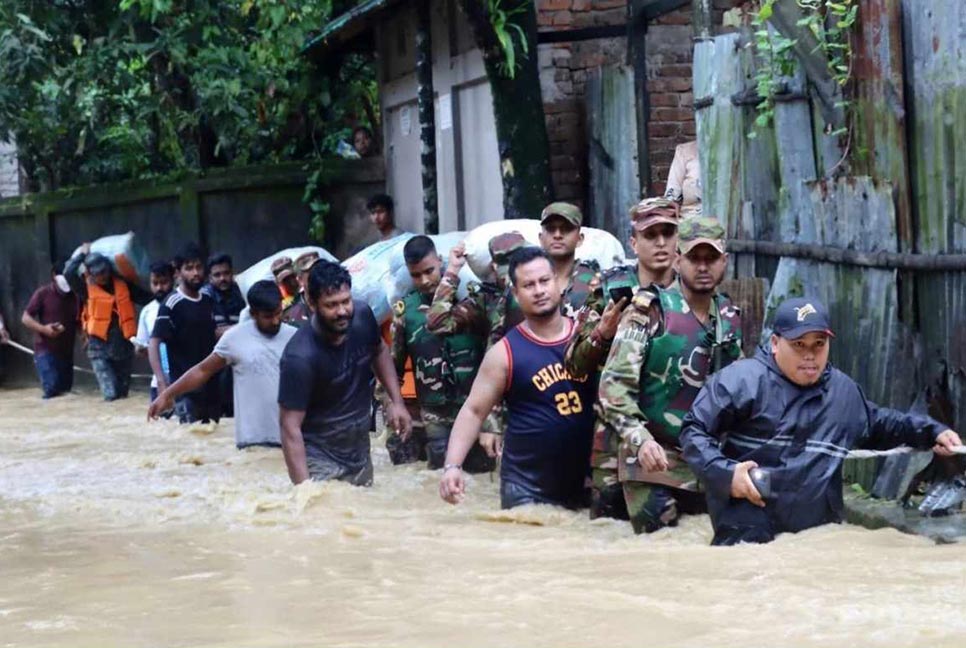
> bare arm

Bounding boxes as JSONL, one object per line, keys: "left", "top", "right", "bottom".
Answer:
{"left": 371, "top": 339, "right": 412, "bottom": 437}
{"left": 439, "top": 343, "right": 508, "bottom": 504}
{"left": 280, "top": 406, "right": 310, "bottom": 484}
{"left": 148, "top": 353, "right": 227, "bottom": 419}
{"left": 148, "top": 337, "right": 168, "bottom": 391}
{"left": 21, "top": 311, "right": 57, "bottom": 338}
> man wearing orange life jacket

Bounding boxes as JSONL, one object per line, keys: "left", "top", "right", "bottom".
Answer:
{"left": 65, "top": 244, "right": 151, "bottom": 401}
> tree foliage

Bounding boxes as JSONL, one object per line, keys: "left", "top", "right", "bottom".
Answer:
{"left": 0, "top": 0, "right": 377, "bottom": 192}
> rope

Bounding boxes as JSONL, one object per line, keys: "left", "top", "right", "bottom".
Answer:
{"left": 3, "top": 339, "right": 155, "bottom": 379}
{"left": 847, "top": 445, "right": 966, "bottom": 459}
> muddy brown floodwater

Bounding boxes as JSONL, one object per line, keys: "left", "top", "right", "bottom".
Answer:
{"left": 1, "top": 388, "right": 965, "bottom": 647}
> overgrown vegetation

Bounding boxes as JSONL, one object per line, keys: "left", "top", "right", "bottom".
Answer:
{"left": 749, "top": 0, "right": 857, "bottom": 138}
{"left": 485, "top": 0, "right": 529, "bottom": 79}
{"left": 0, "top": 0, "right": 377, "bottom": 217}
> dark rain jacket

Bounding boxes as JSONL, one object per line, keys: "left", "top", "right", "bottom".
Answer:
{"left": 680, "top": 344, "right": 947, "bottom": 545}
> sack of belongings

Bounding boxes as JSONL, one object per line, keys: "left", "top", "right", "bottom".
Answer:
{"left": 236, "top": 246, "right": 337, "bottom": 298}
{"left": 71, "top": 232, "right": 152, "bottom": 288}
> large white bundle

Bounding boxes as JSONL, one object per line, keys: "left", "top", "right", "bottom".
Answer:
{"left": 71, "top": 231, "right": 151, "bottom": 288}
{"left": 385, "top": 231, "right": 480, "bottom": 306}
{"left": 462, "top": 219, "right": 626, "bottom": 281}
{"left": 236, "top": 246, "right": 337, "bottom": 298}
{"left": 343, "top": 234, "right": 414, "bottom": 323}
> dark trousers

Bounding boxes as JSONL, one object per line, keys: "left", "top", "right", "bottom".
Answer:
{"left": 34, "top": 352, "right": 74, "bottom": 399}
{"left": 89, "top": 354, "right": 133, "bottom": 401}
{"left": 175, "top": 392, "right": 221, "bottom": 424}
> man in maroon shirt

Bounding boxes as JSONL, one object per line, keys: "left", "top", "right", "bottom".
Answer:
{"left": 21, "top": 266, "right": 79, "bottom": 398}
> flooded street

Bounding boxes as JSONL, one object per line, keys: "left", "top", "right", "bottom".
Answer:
{"left": 1, "top": 388, "right": 965, "bottom": 648}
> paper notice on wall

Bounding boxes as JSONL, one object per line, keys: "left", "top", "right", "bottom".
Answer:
{"left": 438, "top": 93, "right": 452, "bottom": 130}
{"left": 400, "top": 106, "right": 412, "bottom": 136}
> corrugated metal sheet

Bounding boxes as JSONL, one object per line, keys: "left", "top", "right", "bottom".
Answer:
{"left": 586, "top": 65, "right": 640, "bottom": 247}
{"left": 902, "top": 0, "right": 966, "bottom": 431}
{"left": 766, "top": 177, "right": 918, "bottom": 407}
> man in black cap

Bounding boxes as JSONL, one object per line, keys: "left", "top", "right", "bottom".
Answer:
{"left": 680, "top": 297, "right": 963, "bottom": 545}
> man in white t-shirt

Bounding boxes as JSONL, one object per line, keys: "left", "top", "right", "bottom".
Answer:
{"left": 132, "top": 261, "right": 175, "bottom": 401}
{"left": 148, "top": 280, "right": 296, "bottom": 448}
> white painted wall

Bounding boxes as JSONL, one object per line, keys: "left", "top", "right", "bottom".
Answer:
{"left": 0, "top": 141, "right": 19, "bottom": 198}
{"left": 377, "top": 0, "right": 502, "bottom": 234}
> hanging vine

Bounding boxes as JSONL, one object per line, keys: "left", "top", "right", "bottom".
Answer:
{"left": 749, "top": 0, "right": 858, "bottom": 138}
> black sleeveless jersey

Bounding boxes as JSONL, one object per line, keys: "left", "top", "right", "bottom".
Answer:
{"left": 500, "top": 320, "right": 595, "bottom": 508}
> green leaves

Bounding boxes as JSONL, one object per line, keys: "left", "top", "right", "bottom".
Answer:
{"left": 1, "top": 0, "right": 377, "bottom": 194}
{"left": 487, "top": 0, "right": 529, "bottom": 79}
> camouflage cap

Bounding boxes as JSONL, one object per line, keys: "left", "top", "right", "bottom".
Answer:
{"left": 678, "top": 216, "right": 726, "bottom": 254}
{"left": 489, "top": 231, "right": 528, "bottom": 265}
{"left": 629, "top": 197, "right": 680, "bottom": 232}
{"left": 293, "top": 251, "right": 321, "bottom": 274}
{"left": 540, "top": 202, "right": 583, "bottom": 228}
{"left": 271, "top": 256, "right": 295, "bottom": 281}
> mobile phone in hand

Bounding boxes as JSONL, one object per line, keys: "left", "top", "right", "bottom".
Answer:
{"left": 608, "top": 286, "right": 634, "bottom": 308}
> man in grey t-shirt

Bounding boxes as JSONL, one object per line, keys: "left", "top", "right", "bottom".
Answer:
{"left": 148, "top": 281, "right": 295, "bottom": 448}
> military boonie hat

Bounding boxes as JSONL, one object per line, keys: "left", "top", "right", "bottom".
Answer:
{"left": 294, "top": 251, "right": 321, "bottom": 274}
{"left": 540, "top": 202, "right": 583, "bottom": 228}
{"left": 678, "top": 216, "right": 726, "bottom": 254}
{"left": 271, "top": 256, "right": 295, "bottom": 281}
{"left": 629, "top": 197, "right": 680, "bottom": 232}
{"left": 773, "top": 297, "right": 835, "bottom": 340}
{"left": 489, "top": 231, "right": 528, "bottom": 265}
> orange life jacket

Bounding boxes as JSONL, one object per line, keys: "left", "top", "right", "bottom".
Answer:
{"left": 381, "top": 320, "right": 417, "bottom": 400}
{"left": 83, "top": 277, "right": 137, "bottom": 341}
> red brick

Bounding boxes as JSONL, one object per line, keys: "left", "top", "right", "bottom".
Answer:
{"left": 556, "top": 112, "right": 580, "bottom": 132}
{"left": 552, "top": 10, "right": 573, "bottom": 26}
{"left": 654, "top": 9, "right": 692, "bottom": 26}
{"left": 539, "top": 0, "right": 572, "bottom": 11}
{"left": 551, "top": 154, "right": 577, "bottom": 170}
{"left": 648, "top": 122, "right": 681, "bottom": 137}
{"left": 658, "top": 77, "right": 691, "bottom": 92}
{"left": 544, "top": 99, "right": 578, "bottom": 114}
{"left": 681, "top": 121, "right": 697, "bottom": 136}
{"left": 553, "top": 169, "right": 581, "bottom": 186}
{"left": 555, "top": 183, "right": 582, "bottom": 200}
{"left": 678, "top": 92, "right": 694, "bottom": 107}
{"left": 649, "top": 93, "right": 678, "bottom": 108}
{"left": 572, "top": 0, "right": 591, "bottom": 10}
{"left": 651, "top": 180, "right": 668, "bottom": 196}
{"left": 554, "top": 68, "right": 572, "bottom": 82}
{"left": 651, "top": 107, "right": 694, "bottom": 122}
{"left": 537, "top": 11, "right": 555, "bottom": 27}
{"left": 656, "top": 64, "right": 693, "bottom": 78}
{"left": 591, "top": 0, "right": 625, "bottom": 9}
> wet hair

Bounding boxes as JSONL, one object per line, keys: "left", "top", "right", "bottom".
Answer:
{"left": 366, "top": 193, "right": 394, "bottom": 213}
{"left": 175, "top": 243, "right": 205, "bottom": 269}
{"left": 403, "top": 235, "right": 437, "bottom": 265}
{"left": 308, "top": 260, "right": 352, "bottom": 302}
{"left": 206, "top": 253, "right": 232, "bottom": 272}
{"left": 508, "top": 246, "right": 552, "bottom": 286}
{"left": 247, "top": 280, "right": 282, "bottom": 313}
{"left": 149, "top": 260, "right": 175, "bottom": 279}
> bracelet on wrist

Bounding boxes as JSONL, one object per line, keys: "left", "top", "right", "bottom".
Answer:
{"left": 443, "top": 464, "right": 462, "bottom": 473}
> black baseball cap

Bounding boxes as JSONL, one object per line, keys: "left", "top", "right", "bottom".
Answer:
{"left": 773, "top": 297, "right": 835, "bottom": 340}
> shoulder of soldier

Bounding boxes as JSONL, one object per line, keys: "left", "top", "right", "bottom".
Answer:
{"left": 395, "top": 290, "right": 420, "bottom": 317}
{"left": 574, "top": 258, "right": 600, "bottom": 275}
{"left": 601, "top": 263, "right": 637, "bottom": 285}
{"left": 629, "top": 285, "right": 660, "bottom": 314}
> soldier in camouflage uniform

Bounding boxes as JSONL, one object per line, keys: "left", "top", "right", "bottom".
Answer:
{"left": 283, "top": 251, "right": 320, "bottom": 325}
{"left": 391, "top": 235, "right": 495, "bottom": 471}
{"left": 538, "top": 202, "right": 601, "bottom": 317}
{"left": 426, "top": 232, "right": 527, "bottom": 457}
{"left": 565, "top": 197, "right": 681, "bottom": 382}
{"left": 595, "top": 216, "right": 743, "bottom": 532}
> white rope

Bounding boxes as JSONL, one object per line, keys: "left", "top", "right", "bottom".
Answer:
{"left": 847, "top": 446, "right": 966, "bottom": 458}
{"left": 3, "top": 339, "right": 154, "bottom": 379}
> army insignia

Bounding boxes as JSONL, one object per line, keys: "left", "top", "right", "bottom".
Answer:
{"left": 393, "top": 300, "right": 406, "bottom": 317}
{"left": 631, "top": 291, "right": 653, "bottom": 313}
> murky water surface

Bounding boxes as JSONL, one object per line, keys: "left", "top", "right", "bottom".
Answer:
{"left": 1, "top": 389, "right": 964, "bottom": 647}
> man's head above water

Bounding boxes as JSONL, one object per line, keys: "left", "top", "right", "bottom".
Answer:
{"left": 308, "top": 260, "right": 354, "bottom": 336}
{"left": 769, "top": 297, "right": 836, "bottom": 387}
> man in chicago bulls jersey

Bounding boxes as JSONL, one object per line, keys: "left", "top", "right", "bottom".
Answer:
{"left": 439, "top": 247, "right": 595, "bottom": 510}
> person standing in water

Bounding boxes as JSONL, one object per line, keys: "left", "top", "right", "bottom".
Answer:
{"left": 439, "top": 247, "right": 595, "bottom": 510}
{"left": 278, "top": 260, "right": 411, "bottom": 485}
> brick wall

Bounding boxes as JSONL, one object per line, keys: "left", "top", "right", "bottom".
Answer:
{"left": 535, "top": 0, "right": 741, "bottom": 209}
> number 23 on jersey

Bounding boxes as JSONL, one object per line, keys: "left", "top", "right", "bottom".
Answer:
{"left": 554, "top": 391, "right": 583, "bottom": 416}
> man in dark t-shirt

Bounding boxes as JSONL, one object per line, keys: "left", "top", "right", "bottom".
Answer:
{"left": 278, "top": 260, "right": 412, "bottom": 486}
{"left": 151, "top": 244, "right": 219, "bottom": 424}
{"left": 21, "top": 268, "right": 79, "bottom": 398}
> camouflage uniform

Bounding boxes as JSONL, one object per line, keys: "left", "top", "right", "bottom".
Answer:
{"left": 426, "top": 232, "right": 527, "bottom": 438}
{"left": 595, "top": 217, "right": 744, "bottom": 533}
{"left": 564, "top": 197, "right": 681, "bottom": 381}
{"left": 391, "top": 289, "right": 494, "bottom": 471}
